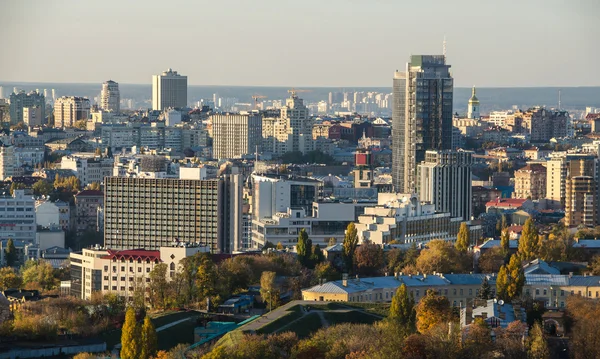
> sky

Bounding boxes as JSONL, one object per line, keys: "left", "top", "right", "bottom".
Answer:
{"left": 0, "top": 0, "right": 598, "bottom": 87}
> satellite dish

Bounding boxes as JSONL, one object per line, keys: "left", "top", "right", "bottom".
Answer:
{"left": 498, "top": 300, "right": 504, "bottom": 306}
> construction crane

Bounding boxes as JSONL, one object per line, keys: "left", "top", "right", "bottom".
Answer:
{"left": 251, "top": 95, "right": 267, "bottom": 110}
{"left": 287, "top": 88, "right": 311, "bottom": 98}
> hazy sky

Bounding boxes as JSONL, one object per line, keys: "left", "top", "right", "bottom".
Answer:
{"left": 0, "top": 0, "right": 598, "bottom": 87}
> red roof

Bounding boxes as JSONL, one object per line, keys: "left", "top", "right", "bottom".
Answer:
{"left": 103, "top": 249, "right": 161, "bottom": 262}
{"left": 507, "top": 225, "right": 523, "bottom": 233}
{"left": 586, "top": 113, "right": 600, "bottom": 121}
{"left": 76, "top": 190, "right": 104, "bottom": 197}
{"left": 485, "top": 198, "right": 528, "bottom": 208}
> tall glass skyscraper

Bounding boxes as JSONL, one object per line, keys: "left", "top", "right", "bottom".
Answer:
{"left": 392, "top": 55, "right": 453, "bottom": 193}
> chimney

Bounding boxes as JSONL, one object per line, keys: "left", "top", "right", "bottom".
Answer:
{"left": 342, "top": 273, "right": 348, "bottom": 287}
{"left": 356, "top": 274, "right": 360, "bottom": 282}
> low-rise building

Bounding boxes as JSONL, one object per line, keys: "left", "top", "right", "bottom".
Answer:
{"left": 513, "top": 164, "right": 547, "bottom": 200}
{"left": 61, "top": 155, "right": 114, "bottom": 186}
{"left": 35, "top": 200, "right": 71, "bottom": 230}
{"left": 74, "top": 190, "right": 104, "bottom": 234}
{"left": 69, "top": 244, "right": 209, "bottom": 301}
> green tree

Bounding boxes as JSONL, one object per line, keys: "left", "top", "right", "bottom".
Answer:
{"left": 196, "top": 253, "right": 218, "bottom": 303}
{"left": 342, "top": 223, "right": 359, "bottom": 272}
{"left": 260, "top": 271, "right": 279, "bottom": 310}
{"left": 32, "top": 180, "right": 54, "bottom": 196}
{"left": 120, "top": 307, "right": 140, "bottom": 359}
{"left": 21, "top": 260, "right": 57, "bottom": 290}
{"left": 388, "top": 283, "right": 416, "bottom": 332}
{"left": 455, "top": 222, "right": 470, "bottom": 252}
{"left": 500, "top": 229, "right": 510, "bottom": 255}
{"left": 149, "top": 263, "right": 169, "bottom": 309}
{"left": 496, "top": 214, "right": 508, "bottom": 235}
{"left": 140, "top": 315, "right": 158, "bottom": 359}
{"left": 5, "top": 238, "right": 18, "bottom": 267}
{"left": 527, "top": 322, "right": 549, "bottom": 359}
{"left": 415, "top": 289, "right": 452, "bottom": 333}
{"left": 309, "top": 243, "right": 324, "bottom": 266}
{"left": 0, "top": 267, "right": 23, "bottom": 290}
{"left": 296, "top": 229, "right": 310, "bottom": 266}
{"left": 507, "top": 254, "right": 525, "bottom": 300}
{"left": 314, "top": 262, "right": 339, "bottom": 282}
{"left": 478, "top": 277, "right": 492, "bottom": 300}
{"left": 518, "top": 218, "right": 539, "bottom": 261}
{"left": 496, "top": 265, "right": 510, "bottom": 301}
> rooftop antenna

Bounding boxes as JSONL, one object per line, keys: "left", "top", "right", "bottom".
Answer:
{"left": 558, "top": 89, "right": 561, "bottom": 110}
{"left": 443, "top": 35, "right": 447, "bottom": 58}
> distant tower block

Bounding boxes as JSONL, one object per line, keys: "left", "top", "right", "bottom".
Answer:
{"left": 467, "top": 86, "right": 480, "bottom": 119}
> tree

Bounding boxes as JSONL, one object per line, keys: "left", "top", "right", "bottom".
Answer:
{"left": 5, "top": 238, "right": 18, "bottom": 267}
{"left": 296, "top": 229, "right": 310, "bottom": 266}
{"left": 149, "top": 263, "right": 169, "bottom": 309}
{"left": 527, "top": 322, "right": 549, "bottom": 359}
{"left": 415, "top": 289, "right": 452, "bottom": 333}
{"left": 196, "top": 253, "right": 218, "bottom": 304}
{"left": 478, "top": 276, "right": 492, "bottom": 300}
{"left": 32, "top": 180, "right": 53, "bottom": 196}
{"left": 0, "top": 267, "right": 23, "bottom": 290}
{"left": 328, "top": 238, "right": 337, "bottom": 247}
{"left": 120, "top": 307, "right": 140, "bottom": 359}
{"left": 500, "top": 228, "right": 510, "bottom": 255}
{"left": 276, "top": 242, "right": 284, "bottom": 250}
{"left": 140, "top": 315, "right": 158, "bottom": 359}
{"left": 21, "top": 260, "right": 57, "bottom": 290}
{"left": 260, "top": 271, "right": 279, "bottom": 310}
{"left": 518, "top": 218, "right": 539, "bottom": 261}
{"left": 85, "top": 182, "right": 101, "bottom": 191}
{"left": 385, "top": 248, "right": 404, "bottom": 274}
{"left": 9, "top": 182, "right": 26, "bottom": 195}
{"left": 309, "top": 243, "right": 324, "bottom": 266}
{"left": 354, "top": 241, "right": 384, "bottom": 276}
{"left": 342, "top": 223, "right": 359, "bottom": 272}
{"left": 388, "top": 283, "right": 416, "bottom": 332}
{"left": 590, "top": 255, "right": 600, "bottom": 275}
{"left": 416, "top": 239, "right": 469, "bottom": 274}
{"left": 507, "top": 254, "right": 525, "bottom": 300}
{"left": 314, "top": 262, "right": 339, "bottom": 282}
{"left": 94, "top": 147, "right": 102, "bottom": 156}
{"left": 496, "top": 265, "right": 510, "bottom": 301}
{"left": 478, "top": 247, "right": 505, "bottom": 273}
{"left": 455, "top": 222, "right": 470, "bottom": 252}
{"left": 73, "top": 119, "right": 87, "bottom": 130}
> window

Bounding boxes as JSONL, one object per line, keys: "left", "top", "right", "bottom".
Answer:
{"left": 112, "top": 286, "right": 117, "bottom": 291}
{"left": 416, "top": 290, "right": 420, "bottom": 297}
{"left": 543, "top": 289, "right": 547, "bottom": 295}
{"left": 460, "top": 289, "right": 463, "bottom": 295}
{"left": 120, "top": 286, "right": 125, "bottom": 291}
{"left": 453, "top": 289, "right": 457, "bottom": 295}
{"left": 146, "top": 267, "right": 151, "bottom": 273}
{"left": 112, "top": 276, "right": 117, "bottom": 281}
{"left": 469, "top": 289, "right": 472, "bottom": 296}
{"left": 578, "top": 291, "right": 582, "bottom": 296}
{"left": 121, "top": 266, "right": 125, "bottom": 271}
{"left": 138, "top": 267, "right": 142, "bottom": 273}
{"left": 121, "top": 277, "right": 125, "bottom": 281}
{"left": 112, "top": 266, "right": 116, "bottom": 272}
{"left": 104, "top": 286, "right": 108, "bottom": 290}
{"left": 103, "top": 276, "right": 108, "bottom": 280}
{"left": 170, "top": 262, "right": 176, "bottom": 270}
{"left": 561, "top": 290, "right": 564, "bottom": 296}
{"left": 536, "top": 289, "right": 540, "bottom": 295}
{"left": 104, "top": 266, "right": 108, "bottom": 272}
{"left": 453, "top": 301, "right": 457, "bottom": 306}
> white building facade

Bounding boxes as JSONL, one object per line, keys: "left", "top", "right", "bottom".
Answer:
{"left": 152, "top": 69, "right": 187, "bottom": 111}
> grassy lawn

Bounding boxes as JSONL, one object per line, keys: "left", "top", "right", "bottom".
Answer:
{"left": 256, "top": 310, "right": 304, "bottom": 335}
{"left": 323, "top": 310, "right": 380, "bottom": 326}
{"left": 337, "top": 302, "right": 390, "bottom": 317}
{"left": 292, "top": 313, "right": 324, "bottom": 339}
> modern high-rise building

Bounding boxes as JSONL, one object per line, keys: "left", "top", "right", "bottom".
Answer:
{"left": 210, "top": 113, "right": 262, "bottom": 159}
{"left": 103, "top": 175, "right": 243, "bottom": 253}
{"left": 467, "top": 86, "right": 480, "bottom": 119}
{"left": 9, "top": 90, "right": 45, "bottom": 125}
{"left": 417, "top": 150, "right": 473, "bottom": 221}
{"left": 564, "top": 156, "right": 598, "bottom": 227}
{"left": 53, "top": 96, "right": 91, "bottom": 128}
{"left": 100, "top": 80, "right": 120, "bottom": 113}
{"left": 392, "top": 55, "right": 453, "bottom": 193}
{"left": 281, "top": 92, "right": 313, "bottom": 154}
{"left": 152, "top": 68, "right": 187, "bottom": 111}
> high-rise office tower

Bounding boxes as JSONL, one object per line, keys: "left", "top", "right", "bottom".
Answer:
{"left": 9, "top": 90, "right": 45, "bottom": 125}
{"left": 211, "top": 113, "right": 262, "bottom": 159}
{"left": 392, "top": 55, "right": 453, "bottom": 193}
{"left": 152, "top": 68, "right": 187, "bottom": 110}
{"left": 103, "top": 175, "right": 243, "bottom": 253}
{"left": 467, "top": 86, "right": 480, "bottom": 119}
{"left": 53, "top": 96, "right": 91, "bottom": 128}
{"left": 281, "top": 92, "right": 313, "bottom": 154}
{"left": 100, "top": 80, "right": 120, "bottom": 113}
{"left": 417, "top": 150, "right": 473, "bottom": 221}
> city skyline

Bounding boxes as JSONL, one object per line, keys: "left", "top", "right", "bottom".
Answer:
{"left": 1, "top": 0, "right": 598, "bottom": 87}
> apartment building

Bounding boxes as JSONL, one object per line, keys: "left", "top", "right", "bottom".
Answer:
{"left": 211, "top": 113, "right": 262, "bottom": 159}
{"left": 152, "top": 68, "right": 187, "bottom": 111}
{"left": 54, "top": 96, "right": 91, "bottom": 128}
{"left": 0, "top": 190, "right": 36, "bottom": 244}
{"left": 35, "top": 200, "right": 71, "bottom": 230}
{"left": 74, "top": 190, "right": 104, "bottom": 234}
{"left": 100, "top": 80, "right": 120, "bottom": 113}
{"left": 9, "top": 90, "right": 45, "bottom": 125}
{"left": 0, "top": 144, "right": 14, "bottom": 180}
{"left": 61, "top": 155, "right": 114, "bottom": 186}
{"left": 103, "top": 175, "right": 243, "bottom": 253}
{"left": 69, "top": 245, "right": 208, "bottom": 300}
{"left": 513, "top": 164, "right": 547, "bottom": 200}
